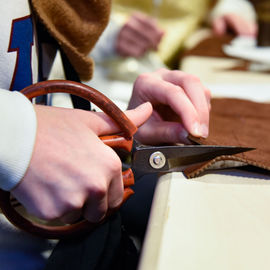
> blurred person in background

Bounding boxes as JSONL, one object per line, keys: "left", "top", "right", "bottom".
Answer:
{"left": 88, "top": 0, "right": 256, "bottom": 110}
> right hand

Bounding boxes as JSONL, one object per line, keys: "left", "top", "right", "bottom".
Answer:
{"left": 115, "top": 12, "right": 164, "bottom": 57}
{"left": 11, "top": 102, "right": 152, "bottom": 223}
{"left": 128, "top": 69, "right": 211, "bottom": 145}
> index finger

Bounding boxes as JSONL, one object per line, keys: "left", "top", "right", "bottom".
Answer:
{"left": 131, "top": 69, "right": 210, "bottom": 138}
{"left": 75, "top": 102, "right": 153, "bottom": 136}
{"left": 160, "top": 69, "right": 210, "bottom": 137}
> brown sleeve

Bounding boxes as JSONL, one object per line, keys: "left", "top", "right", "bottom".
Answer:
{"left": 31, "top": 0, "right": 111, "bottom": 81}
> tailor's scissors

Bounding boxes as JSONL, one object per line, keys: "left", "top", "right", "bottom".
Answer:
{"left": 0, "top": 81, "right": 252, "bottom": 239}
{"left": 126, "top": 140, "right": 251, "bottom": 175}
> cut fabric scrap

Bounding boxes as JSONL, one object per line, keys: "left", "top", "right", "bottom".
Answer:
{"left": 184, "top": 98, "right": 270, "bottom": 178}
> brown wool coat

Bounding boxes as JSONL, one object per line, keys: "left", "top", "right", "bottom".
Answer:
{"left": 31, "top": 0, "right": 111, "bottom": 80}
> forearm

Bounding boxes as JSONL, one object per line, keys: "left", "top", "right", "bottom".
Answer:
{"left": 0, "top": 90, "right": 37, "bottom": 191}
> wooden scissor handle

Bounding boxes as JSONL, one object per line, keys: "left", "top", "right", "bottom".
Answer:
{"left": 0, "top": 80, "right": 137, "bottom": 239}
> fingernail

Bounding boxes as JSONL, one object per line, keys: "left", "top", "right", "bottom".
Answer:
{"left": 200, "top": 124, "right": 209, "bottom": 138}
{"left": 192, "top": 122, "right": 202, "bottom": 137}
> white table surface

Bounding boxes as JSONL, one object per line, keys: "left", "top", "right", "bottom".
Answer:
{"left": 139, "top": 171, "right": 270, "bottom": 270}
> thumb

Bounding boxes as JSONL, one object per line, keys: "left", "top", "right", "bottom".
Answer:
{"left": 86, "top": 102, "right": 153, "bottom": 136}
{"left": 125, "top": 102, "right": 153, "bottom": 128}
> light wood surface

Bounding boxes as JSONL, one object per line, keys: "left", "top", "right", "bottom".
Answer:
{"left": 139, "top": 170, "right": 270, "bottom": 270}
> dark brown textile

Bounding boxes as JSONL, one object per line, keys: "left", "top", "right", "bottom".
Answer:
{"left": 31, "top": 0, "right": 111, "bottom": 81}
{"left": 257, "top": 21, "right": 270, "bottom": 46}
{"left": 184, "top": 98, "right": 270, "bottom": 178}
{"left": 181, "top": 34, "right": 263, "bottom": 73}
{"left": 182, "top": 34, "right": 234, "bottom": 58}
{"left": 250, "top": 0, "right": 270, "bottom": 46}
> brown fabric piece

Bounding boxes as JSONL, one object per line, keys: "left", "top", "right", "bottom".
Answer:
{"left": 182, "top": 34, "right": 234, "bottom": 59}
{"left": 31, "top": 0, "right": 111, "bottom": 80}
{"left": 184, "top": 98, "right": 270, "bottom": 178}
{"left": 181, "top": 34, "right": 270, "bottom": 73}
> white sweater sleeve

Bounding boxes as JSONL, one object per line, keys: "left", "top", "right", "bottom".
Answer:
{"left": 90, "top": 16, "right": 121, "bottom": 63}
{"left": 210, "top": 0, "right": 256, "bottom": 23}
{"left": 0, "top": 90, "right": 37, "bottom": 191}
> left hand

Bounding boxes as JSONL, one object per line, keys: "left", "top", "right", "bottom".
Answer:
{"left": 11, "top": 103, "right": 152, "bottom": 224}
{"left": 128, "top": 68, "right": 211, "bottom": 145}
{"left": 212, "top": 13, "right": 257, "bottom": 36}
{"left": 115, "top": 12, "right": 164, "bottom": 57}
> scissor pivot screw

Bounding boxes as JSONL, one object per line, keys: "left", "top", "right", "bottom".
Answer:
{"left": 149, "top": 151, "right": 166, "bottom": 169}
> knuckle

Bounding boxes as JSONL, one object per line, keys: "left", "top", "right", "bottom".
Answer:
{"left": 168, "top": 86, "right": 183, "bottom": 97}
{"left": 35, "top": 208, "right": 59, "bottom": 221}
{"left": 88, "top": 182, "right": 107, "bottom": 201}
{"left": 108, "top": 156, "right": 122, "bottom": 175}
{"left": 63, "top": 196, "right": 84, "bottom": 211}
{"left": 136, "top": 72, "right": 150, "bottom": 82}
{"left": 35, "top": 197, "right": 85, "bottom": 221}
{"left": 184, "top": 73, "right": 201, "bottom": 84}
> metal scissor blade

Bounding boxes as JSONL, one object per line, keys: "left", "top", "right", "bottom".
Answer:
{"left": 132, "top": 144, "right": 254, "bottom": 174}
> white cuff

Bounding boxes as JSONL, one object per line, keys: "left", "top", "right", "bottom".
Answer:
{"left": 0, "top": 90, "right": 37, "bottom": 191}
{"left": 210, "top": 0, "right": 256, "bottom": 24}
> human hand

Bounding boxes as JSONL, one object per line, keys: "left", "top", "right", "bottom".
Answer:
{"left": 212, "top": 13, "right": 257, "bottom": 36}
{"left": 128, "top": 68, "right": 211, "bottom": 145}
{"left": 115, "top": 12, "right": 164, "bottom": 57}
{"left": 11, "top": 102, "right": 152, "bottom": 223}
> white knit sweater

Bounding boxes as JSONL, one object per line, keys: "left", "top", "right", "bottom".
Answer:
{"left": 0, "top": 1, "right": 55, "bottom": 267}
{"left": 0, "top": 0, "right": 38, "bottom": 191}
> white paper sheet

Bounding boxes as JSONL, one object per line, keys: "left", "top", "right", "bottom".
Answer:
{"left": 223, "top": 36, "right": 270, "bottom": 65}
